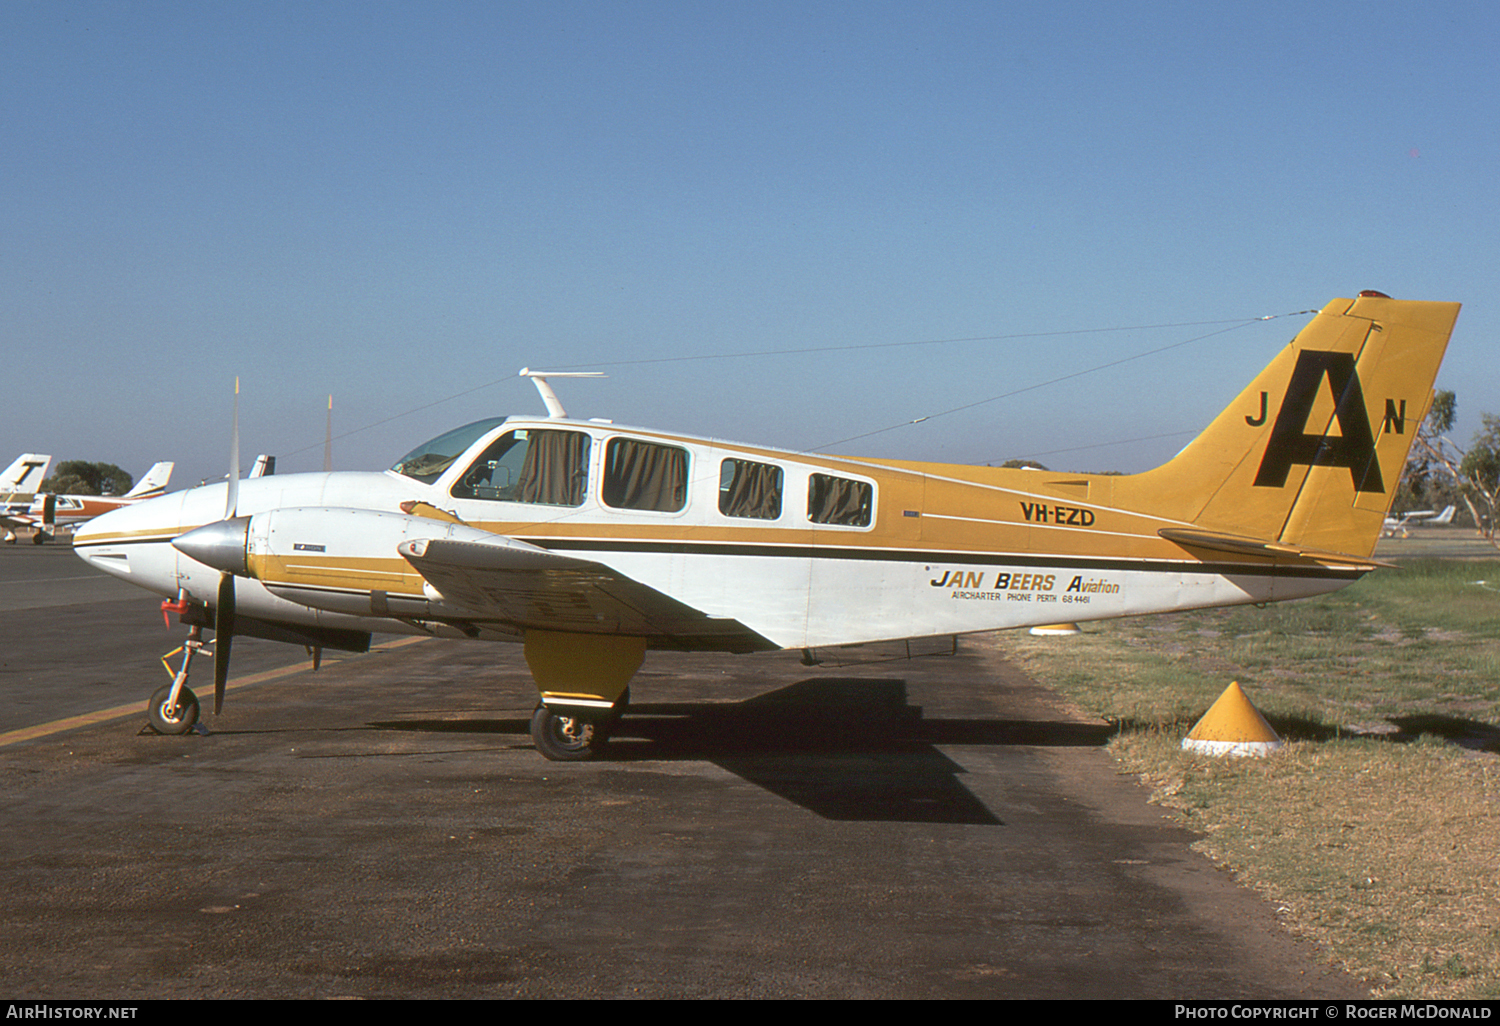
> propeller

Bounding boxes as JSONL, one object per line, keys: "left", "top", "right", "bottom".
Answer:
{"left": 215, "top": 377, "right": 241, "bottom": 714}
{"left": 169, "top": 378, "right": 256, "bottom": 716}
{"left": 214, "top": 569, "right": 235, "bottom": 714}
{"left": 225, "top": 377, "right": 240, "bottom": 520}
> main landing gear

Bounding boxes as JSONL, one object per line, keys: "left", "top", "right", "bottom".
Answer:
{"left": 529, "top": 689, "right": 629, "bottom": 762}
{"left": 148, "top": 623, "right": 209, "bottom": 735}
{"left": 523, "top": 630, "right": 643, "bottom": 762}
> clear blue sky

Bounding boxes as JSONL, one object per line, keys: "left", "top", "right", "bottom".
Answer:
{"left": 5, "top": 1, "right": 1496, "bottom": 489}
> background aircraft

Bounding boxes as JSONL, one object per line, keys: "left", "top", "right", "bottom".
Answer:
{"left": 1, "top": 454, "right": 52, "bottom": 543}
{"left": 1, "top": 453, "right": 51, "bottom": 502}
{"left": 1382, "top": 504, "right": 1457, "bottom": 537}
{"left": 73, "top": 293, "right": 1460, "bottom": 761}
{"left": 2, "top": 461, "right": 174, "bottom": 544}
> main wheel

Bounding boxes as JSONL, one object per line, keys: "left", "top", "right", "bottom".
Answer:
{"left": 530, "top": 704, "right": 605, "bottom": 762}
{"left": 148, "top": 684, "right": 200, "bottom": 735}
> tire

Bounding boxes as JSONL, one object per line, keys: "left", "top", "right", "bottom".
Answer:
{"left": 148, "top": 684, "right": 200, "bottom": 735}
{"left": 530, "top": 704, "right": 604, "bottom": 762}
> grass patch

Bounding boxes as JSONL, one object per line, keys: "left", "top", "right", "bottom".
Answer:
{"left": 994, "top": 558, "right": 1500, "bottom": 998}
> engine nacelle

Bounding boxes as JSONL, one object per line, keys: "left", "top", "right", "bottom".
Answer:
{"left": 173, "top": 506, "right": 559, "bottom": 620}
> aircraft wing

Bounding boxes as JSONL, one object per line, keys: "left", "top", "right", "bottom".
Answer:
{"left": 397, "top": 535, "right": 775, "bottom": 653}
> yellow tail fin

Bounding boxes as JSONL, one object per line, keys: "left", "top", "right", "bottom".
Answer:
{"left": 1130, "top": 293, "right": 1460, "bottom": 558}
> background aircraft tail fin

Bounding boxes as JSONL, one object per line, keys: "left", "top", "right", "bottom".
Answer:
{"left": 0, "top": 454, "right": 52, "bottom": 497}
{"left": 124, "top": 462, "right": 175, "bottom": 499}
{"left": 1131, "top": 294, "right": 1460, "bottom": 559}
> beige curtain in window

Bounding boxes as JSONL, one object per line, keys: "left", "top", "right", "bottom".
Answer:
{"left": 720, "top": 460, "right": 783, "bottom": 519}
{"left": 516, "top": 430, "right": 590, "bottom": 506}
{"left": 604, "top": 439, "right": 687, "bottom": 512}
{"left": 808, "top": 473, "right": 871, "bottom": 526}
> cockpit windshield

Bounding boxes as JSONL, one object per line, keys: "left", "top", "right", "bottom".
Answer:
{"left": 390, "top": 417, "right": 509, "bottom": 484}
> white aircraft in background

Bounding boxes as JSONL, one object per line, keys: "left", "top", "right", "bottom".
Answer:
{"left": 1382, "top": 504, "right": 1457, "bottom": 537}
{"left": 2, "top": 462, "right": 174, "bottom": 544}
{"left": 1, "top": 453, "right": 51, "bottom": 501}
{"left": 73, "top": 293, "right": 1460, "bottom": 761}
{"left": 1, "top": 454, "right": 52, "bottom": 543}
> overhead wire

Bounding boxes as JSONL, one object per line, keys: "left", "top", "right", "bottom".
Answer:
{"left": 810, "top": 316, "right": 1307, "bottom": 454}
{"left": 281, "top": 309, "right": 1317, "bottom": 464}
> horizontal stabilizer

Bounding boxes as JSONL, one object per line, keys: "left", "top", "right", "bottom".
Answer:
{"left": 1157, "top": 528, "right": 1396, "bottom": 569}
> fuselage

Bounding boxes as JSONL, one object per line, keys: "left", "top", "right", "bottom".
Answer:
{"left": 30, "top": 492, "right": 151, "bottom": 528}
{"left": 74, "top": 412, "right": 1368, "bottom": 652}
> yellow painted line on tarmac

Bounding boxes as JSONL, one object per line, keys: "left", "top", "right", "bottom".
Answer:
{"left": 0, "top": 634, "right": 431, "bottom": 748}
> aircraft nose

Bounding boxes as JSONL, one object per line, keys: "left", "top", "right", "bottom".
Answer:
{"left": 74, "top": 495, "right": 162, "bottom": 546}
{"left": 172, "top": 516, "right": 251, "bottom": 577}
{"left": 75, "top": 489, "right": 187, "bottom": 548}
{"left": 73, "top": 491, "right": 186, "bottom": 582}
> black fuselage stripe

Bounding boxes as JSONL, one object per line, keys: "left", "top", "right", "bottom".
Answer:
{"left": 74, "top": 533, "right": 1366, "bottom": 582}
{"left": 522, "top": 537, "right": 1367, "bottom": 581}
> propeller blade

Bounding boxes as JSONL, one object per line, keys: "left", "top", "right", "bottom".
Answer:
{"left": 213, "top": 572, "right": 236, "bottom": 714}
{"left": 225, "top": 377, "right": 241, "bottom": 519}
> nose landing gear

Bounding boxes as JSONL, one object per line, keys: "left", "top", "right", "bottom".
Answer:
{"left": 148, "top": 623, "right": 209, "bottom": 735}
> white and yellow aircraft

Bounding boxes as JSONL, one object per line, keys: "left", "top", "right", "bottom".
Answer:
{"left": 73, "top": 292, "right": 1460, "bottom": 760}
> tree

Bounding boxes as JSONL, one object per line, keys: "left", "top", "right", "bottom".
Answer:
{"left": 1458, "top": 415, "right": 1500, "bottom": 538}
{"left": 1392, "top": 391, "right": 1469, "bottom": 523}
{"left": 40, "top": 461, "right": 133, "bottom": 497}
{"left": 1405, "top": 391, "right": 1500, "bottom": 545}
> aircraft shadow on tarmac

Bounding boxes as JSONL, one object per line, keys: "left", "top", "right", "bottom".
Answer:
{"left": 370, "top": 677, "right": 1114, "bottom": 826}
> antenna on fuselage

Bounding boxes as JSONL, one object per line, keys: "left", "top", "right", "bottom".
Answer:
{"left": 519, "top": 368, "right": 605, "bottom": 419}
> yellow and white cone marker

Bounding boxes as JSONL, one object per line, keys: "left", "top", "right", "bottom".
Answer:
{"left": 1181, "top": 681, "right": 1283, "bottom": 757}
{"left": 1029, "top": 623, "right": 1081, "bottom": 636}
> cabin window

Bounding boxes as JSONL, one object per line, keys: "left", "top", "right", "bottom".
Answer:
{"left": 602, "top": 438, "right": 688, "bottom": 513}
{"left": 451, "top": 429, "right": 591, "bottom": 507}
{"left": 807, "top": 473, "right": 872, "bottom": 527}
{"left": 719, "top": 459, "right": 783, "bottom": 520}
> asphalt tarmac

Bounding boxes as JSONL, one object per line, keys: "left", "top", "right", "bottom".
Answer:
{"left": 0, "top": 544, "right": 1367, "bottom": 999}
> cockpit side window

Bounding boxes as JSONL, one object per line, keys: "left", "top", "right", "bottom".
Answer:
{"left": 390, "top": 417, "right": 509, "bottom": 484}
{"left": 719, "top": 458, "right": 783, "bottom": 520}
{"left": 451, "top": 429, "right": 591, "bottom": 507}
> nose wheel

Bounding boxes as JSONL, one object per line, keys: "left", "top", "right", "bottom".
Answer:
{"left": 147, "top": 684, "right": 200, "bottom": 735}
